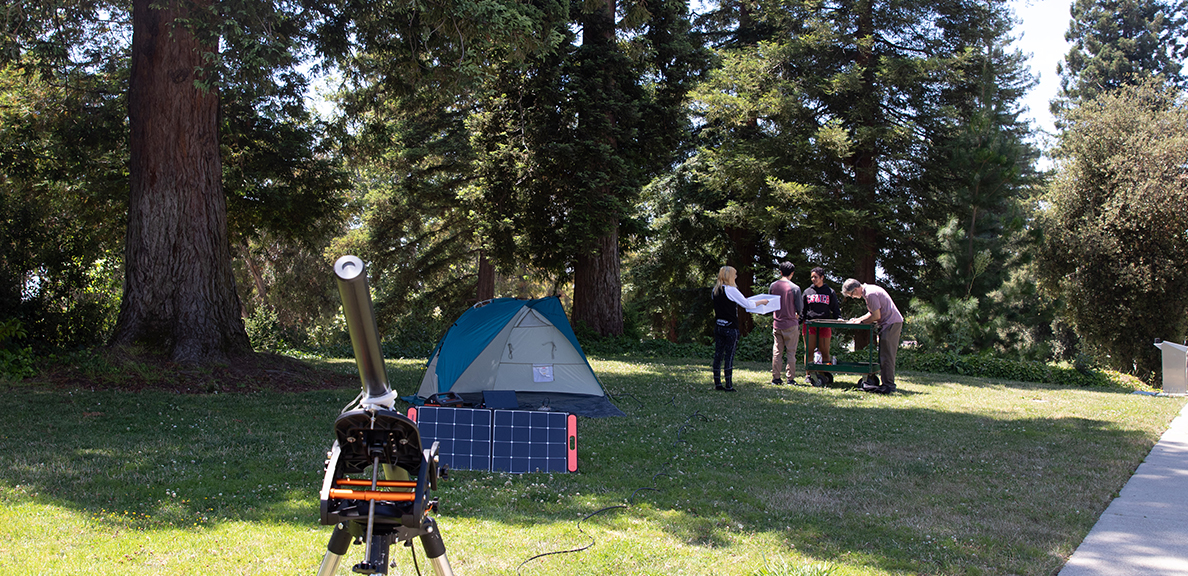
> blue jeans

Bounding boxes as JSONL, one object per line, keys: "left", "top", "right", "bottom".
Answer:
{"left": 713, "top": 326, "right": 740, "bottom": 386}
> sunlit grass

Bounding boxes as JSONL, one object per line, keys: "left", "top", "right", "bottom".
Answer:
{"left": 0, "top": 357, "right": 1183, "bottom": 575}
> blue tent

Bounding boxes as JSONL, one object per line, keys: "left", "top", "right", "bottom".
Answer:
{"left": 415, "top": 297, "right": 622, "bottom": 417}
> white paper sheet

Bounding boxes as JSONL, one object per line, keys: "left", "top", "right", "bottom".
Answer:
{"left": 746, "top": 294, "right": 779, "bottom": 315}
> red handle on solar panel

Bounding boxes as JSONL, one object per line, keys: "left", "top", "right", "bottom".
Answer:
{"left": 567, "top": 413, "right": 578, "bottom": 472}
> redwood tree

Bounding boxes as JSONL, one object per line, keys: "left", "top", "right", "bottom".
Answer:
{"left": 112, "top": 0, "right": 251, "bottom": 362}
{"left": 473, "top": 0, "right": 708, "bottom": 337}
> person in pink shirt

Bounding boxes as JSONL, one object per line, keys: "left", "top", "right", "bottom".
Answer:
{"left": 842, "top": 279, "right": 904, "bottom": 394}
{"left": 768, "top": 261, "right": 803, "bottom": 384}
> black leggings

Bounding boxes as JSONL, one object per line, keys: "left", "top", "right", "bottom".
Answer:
{"left": 712, "top": 326, "right": 739, "bottom": 385}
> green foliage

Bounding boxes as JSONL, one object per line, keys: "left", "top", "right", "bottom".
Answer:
{"left": 1039, "top": 79, "right": 1188, "bottom": 379}
{"left": 1056, "top": 0, "right": 1187, "bottom": 107}
{"left": 910, "top": 294, "right": 983, "bottom": 354}
{"left": 0, "top": 61, "right": 127, "bottom": 351}
{"left": 243, "top": 306, "right": 288, "bottom": 353}
{"left": 0, "top": 319, "right": 36, "bottom": 380}
{"left": 752, "top": 558, "right": 837, "bottom": 576}
{"left": 907, "top": 209, "right": 1067, "bottom": 362}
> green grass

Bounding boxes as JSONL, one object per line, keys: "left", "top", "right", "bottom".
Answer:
{"left": 0, "top": 357, "right": 1183, "bottom": 575}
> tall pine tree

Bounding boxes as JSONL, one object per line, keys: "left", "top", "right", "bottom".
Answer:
{"left": 472, "top": 0, "right": 708, "bottom": 336}
{"left": 1055, "top": 0, "right": 1187, "bottom": 108}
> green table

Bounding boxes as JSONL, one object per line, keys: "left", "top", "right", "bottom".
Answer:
{"left": 804, "top": 319, "right": 880, "bottom": 387}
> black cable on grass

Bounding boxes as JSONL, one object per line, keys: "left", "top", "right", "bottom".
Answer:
{"left": 515, "top": 412, "right": 702, "bottom": 574}
{"left": 675, "top": 410, "right": 710, "bottom": 444}
{"left": 613, "top": 391, "right": 644, "bottom": 410}
{"left": 514, "top": 472, "right": 678, "bottom": 574}
{"left": 410, "top": 542, "right": 422, "bottom": 576}
{"left": 629, "top": 486, "right": 660, "bottom": 503}
{"left": 515, "top": 504, "right": 628, "bottom": 575}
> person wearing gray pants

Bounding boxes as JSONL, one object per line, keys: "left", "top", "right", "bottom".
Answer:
{"left": 841, "top": 279, "right": 904, "bottom": 393}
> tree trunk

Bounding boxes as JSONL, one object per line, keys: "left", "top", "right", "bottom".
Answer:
{"left": 242, "top": 240, "right": 269, "bottom": 309}
{"left": 112, "top": 0, "right": 252, "bottom": 363}
{"left": 726, "top": 226, "right": 758, "bottom": 336}
{"left": 476, "top": 251, "right": 495, "bottom": 302}
{"left": 569, "top": 0, "right": 624, "bottom": 337}
{"left": 572, "top": 227, "right": 624, "bottom": 336}
{"left": 851, "top": 0, "right": 878, "bottom": 351}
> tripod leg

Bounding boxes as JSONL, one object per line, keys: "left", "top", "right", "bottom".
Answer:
{"left": 316, "top": 523, "right": 352, "bottom": 576}
{"left": 419, "top": 518, "right": 455, "bottom": 576}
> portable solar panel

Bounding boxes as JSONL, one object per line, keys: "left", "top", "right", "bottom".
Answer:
{"left": 407, "top": 406, "right": 577, "bottom": 473}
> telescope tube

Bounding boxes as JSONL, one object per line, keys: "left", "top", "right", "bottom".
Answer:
{"left": 334, "top": 255, "right": 398, "bottom": 409}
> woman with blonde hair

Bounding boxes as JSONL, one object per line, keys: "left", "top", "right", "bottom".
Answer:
{"left": 711, "top": 266, "right": 767, "bottom": 391}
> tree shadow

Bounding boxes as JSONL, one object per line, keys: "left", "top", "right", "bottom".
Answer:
{"left": 0, "top": 360, "right": 1179, "bottom": 575}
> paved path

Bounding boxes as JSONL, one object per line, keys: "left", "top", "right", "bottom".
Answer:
{"left": 1060, "top": 399, "right": 1188, "bottom": 576}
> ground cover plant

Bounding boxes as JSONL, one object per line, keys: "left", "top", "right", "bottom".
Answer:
{"left": 0, "top": 356, "right": 1183, "bottom": 575}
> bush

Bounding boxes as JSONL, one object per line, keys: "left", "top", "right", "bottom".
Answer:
{"left": 0, "top": 319, "right": 37, "bottom": 380}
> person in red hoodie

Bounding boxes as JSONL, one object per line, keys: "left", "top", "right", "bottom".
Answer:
{"left": 801, "top": 267, "right": 842, "bottom": 386}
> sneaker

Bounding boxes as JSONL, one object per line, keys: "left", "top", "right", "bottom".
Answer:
{"left": 804, "top": 375, "right": 814, "bottom": 386}
{"left": 724, "top": 385, "right": 736, "bottom": 392}
{"left": 715, "top": 384, "right": 726, "bottom": 391}
{"left": 770, "top": 378, "right": 783, "bottom": 385}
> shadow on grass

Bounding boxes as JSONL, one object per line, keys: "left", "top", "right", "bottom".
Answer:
{"left": 0, "top": 356, "right": 1179, "bottom": 576}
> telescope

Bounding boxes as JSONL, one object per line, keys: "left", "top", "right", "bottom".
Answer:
{"left": 316, "top": 255, "right": 454, "bottom": 576}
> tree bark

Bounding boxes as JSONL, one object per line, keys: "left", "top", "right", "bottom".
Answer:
{"left": 569, "top": 0, "right": 625, "bottom": 337}
{"left": 851, "top": 0, "right": 878, "bottom": 351}
{"left": 572, "top": 227, "right": 624, "bottom": 336}
{"left": 476, "top": 251, "right": 495, "bottom": 302}
{"left": 726, "top": 226, "right": 758, "bottom": 336}
{"left": 242, "top": 240, "right": 269, "bottom": 309}
{"left": 112, "top": 0, "right": 252, "bottom": 363}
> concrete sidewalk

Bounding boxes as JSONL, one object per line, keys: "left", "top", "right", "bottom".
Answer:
{"left": 1059, "top": 400, "right": 1188, "bottom": 576}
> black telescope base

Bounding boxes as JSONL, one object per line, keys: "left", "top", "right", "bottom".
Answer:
{"left": 317, "top": 518, "right": 453, "bottom": 576}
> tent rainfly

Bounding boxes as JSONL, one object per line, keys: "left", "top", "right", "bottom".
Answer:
{"left": 415, "top": 297, "right": 623, "bottom": 417}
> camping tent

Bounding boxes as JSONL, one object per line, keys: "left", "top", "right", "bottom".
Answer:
{"left": 414, "top": 297, "right": 623, "bottom": 417}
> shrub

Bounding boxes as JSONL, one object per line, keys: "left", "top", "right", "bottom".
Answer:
{"left": 0, "top": 319, "right": 37, "bottom": 380}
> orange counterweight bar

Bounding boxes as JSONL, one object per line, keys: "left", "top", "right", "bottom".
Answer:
{"left": 335, "top": 479, "right": 418, "bottom": 488}
{"left": 327, "top": 488, "right": 416, "bottom": 502}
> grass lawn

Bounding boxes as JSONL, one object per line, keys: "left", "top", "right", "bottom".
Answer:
{"left": 0, "top": 356, "right": 1183, "bottom": 575}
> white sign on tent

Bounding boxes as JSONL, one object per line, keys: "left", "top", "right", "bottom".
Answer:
{"left": 533, "top": 364, "right": 554, "bottom": 383}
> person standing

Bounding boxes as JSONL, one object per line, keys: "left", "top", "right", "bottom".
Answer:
{"left": 842, "top": 279, "right": 904, "bottom": 394}
{"left": 801, "top": 267, "right": 842, "bottom": 385}
{"left": 712, "top": 266, "right": 767, "bottom": 392}
{"left": 768, "top": 262, "right": 803, "bottom": 385}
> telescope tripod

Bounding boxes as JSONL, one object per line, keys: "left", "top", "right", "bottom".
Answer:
{"left": 316, "top": 408, "right": 454, "bottom": 576}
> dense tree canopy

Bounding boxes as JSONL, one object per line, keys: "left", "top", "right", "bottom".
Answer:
{"left": 1039, "top": 79, "right": 1188, "bottom": 377}
{"left": 631, "top": 0, "right": 1037, "bottom": 343}
{"left": 8, "top": 0, "right": 1186, "bottom": 386}
{"left": 1056, "top": 0, "right": 1188, "bottom": 107}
